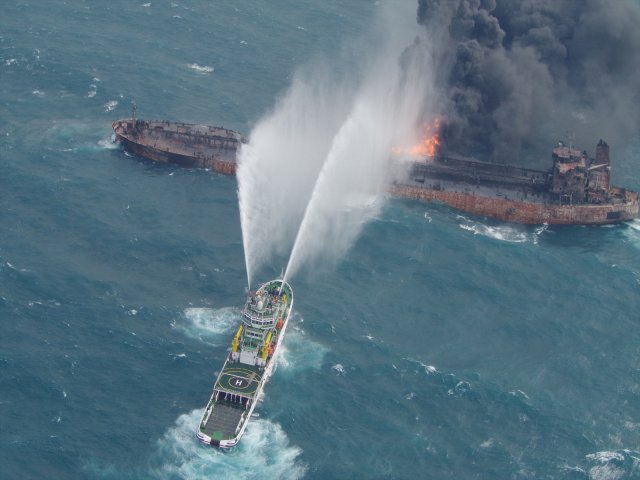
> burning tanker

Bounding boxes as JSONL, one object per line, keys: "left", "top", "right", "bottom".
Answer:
{"left": 110, "top": 0, "right": 640, "bottom": 226}
{"left": 112, "top": 114, "right": 638, "bottom": 225}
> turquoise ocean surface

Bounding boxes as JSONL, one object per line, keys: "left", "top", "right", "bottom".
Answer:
{"left": 2, "top": 1, "right": 640, "bottom": 478}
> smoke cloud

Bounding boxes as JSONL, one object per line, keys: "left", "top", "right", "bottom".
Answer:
{"left": 417, "top": 0, "right": 640, "bottom": 165}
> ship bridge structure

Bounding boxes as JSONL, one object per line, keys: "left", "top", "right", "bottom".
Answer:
{"left": 390, "top": 139, "right": 638, "bottom": 224}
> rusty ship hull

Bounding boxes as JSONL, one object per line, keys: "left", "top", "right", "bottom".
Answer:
{"left": 390, "top": 183, "right": 638, "bottom": 224}
{"left": 112, "top": 119, "right": 241, "bottom": 174}
{"left": 112, "top": 119, "right": 638, "bottom": 225}
{"left": 390, "top": 149, "right": 639, "bottom": 225}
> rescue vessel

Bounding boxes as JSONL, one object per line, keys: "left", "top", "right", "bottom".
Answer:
{"left": 196, "top": 279, "right": 293, "bottom": 448}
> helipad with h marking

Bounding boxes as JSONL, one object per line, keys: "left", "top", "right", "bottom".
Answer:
{"left": 216, "top": 364, "right": 262, "bottom": 396}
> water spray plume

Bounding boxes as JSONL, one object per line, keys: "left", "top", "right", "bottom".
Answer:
{"left": 238, "top": 2, "right": 438, "bottom": 286}
{"left": 237, "top": 72, "right": 352, "bottom": 287}
{"left": 284, "top": 33, "right": 435, "bottom": 281}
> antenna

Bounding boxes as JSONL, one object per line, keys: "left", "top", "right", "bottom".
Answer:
{"left": 566, "top": 130, "right": 575, "bottom": 151}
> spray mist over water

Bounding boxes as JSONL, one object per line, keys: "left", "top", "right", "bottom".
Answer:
{"left": 237, "top": 71, "right": 354, "bottom": 287}
{"left": 284, "top": 41, "right": 432, "bottom": 281}
{"left": 238, "top": 3, "right": 436, "bottom": 286}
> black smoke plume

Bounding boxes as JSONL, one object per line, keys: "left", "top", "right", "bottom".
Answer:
{"left": 417, "top": 0, "right": 640, "bottom": 165}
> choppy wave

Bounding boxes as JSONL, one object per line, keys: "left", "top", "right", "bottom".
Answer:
{"left": 97, "top": 135, "right": 118, "bottom": 149}
{"left": 189, "top": 63, "right": 214, "bottom": 74}
{"left": 458, "top": 217, "right": 547, "bottom": 244}
{"left": 104, "top": 100, "right": 118, "bottom": 112}
{"left": 177, "top": 307, "right": 241, "bottom": 343}
{"left": 584, "top": 449, "right": 640, "bottom": 480}
{"left": 624, "top": 219, "right": 640, "bottom": 247}
{"left": 150, "top": 409, "right": 306, "bottom": 480}
{"left": 276, "top": 316, "right": 328, "bottom": 374}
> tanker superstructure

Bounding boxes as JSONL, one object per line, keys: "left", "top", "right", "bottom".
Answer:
{"left": 390, "top": 140, "right": 638, "bottom": 224}
{"left": 112, "top": 117, "right": 638, "bottom": 225}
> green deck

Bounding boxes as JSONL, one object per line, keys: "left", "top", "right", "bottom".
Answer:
{"left": 215, "top": 363, "right": 263, "bottom": 397}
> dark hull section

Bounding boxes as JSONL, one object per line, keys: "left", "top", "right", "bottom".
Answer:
{"left": 112, "top": 119, "right": 239, "bottom": 175}
{"left": 116, "top": 135, "right": 236, "bottom": 174}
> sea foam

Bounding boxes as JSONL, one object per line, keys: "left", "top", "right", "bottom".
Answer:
{"left": 275, "top": 317, "right": 328, "bottom": 374}
{"left": 151, "top": 409, "right": 307, "bottom": 480}
{"left": 189, "top": 64, "right": 214, "bottom": 74}
{"left": 459, "top": 221, "right": 528, "bottom": 243}
{"left": 178, "top": 307, "right": 240, "bottom": 343}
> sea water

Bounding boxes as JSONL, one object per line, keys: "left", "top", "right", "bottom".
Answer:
{"left": 2, "top": 1, "right": 640, "bottom": 479}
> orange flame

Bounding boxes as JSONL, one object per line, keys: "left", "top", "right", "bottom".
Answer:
{"left": 392, "top": 119, "right": 441, "bottom": 158}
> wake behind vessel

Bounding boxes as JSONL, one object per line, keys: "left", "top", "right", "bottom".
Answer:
{"left": 196, "top": 279, "right": 293, "bottom": 448}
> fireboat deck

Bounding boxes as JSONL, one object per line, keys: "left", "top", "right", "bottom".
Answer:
{"left": 200, "top": 402, "right": 245, "bottom": 441}
{"left": 215, "top": 363, "right": 263, "bottom": 397}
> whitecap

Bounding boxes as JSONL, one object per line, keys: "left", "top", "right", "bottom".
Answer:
{"left": 141, "top": 2, "right": 151, "bottom": 6}
{"left": 586, "top": 451, "right": 625, "bottom": 464}
{"left": 508, "top": 390, "right": 530, "bottom": 400}
{"left": 588, "top": 463, "right": 624, "bottom": 480}
{"left": 331, "top": 363, "right": 345, "bottom": 375}
{"left": 559, "top": 465, "right": 586, "bottom": 474}
{"left": 97, "top": 135, "right": 118, "bottom": 149}
{"left": 480, "top": 438, "right": 494, "bottom": 449}
{"left": 87, "top": 84, "right": 97, "bottom": 98}
{"left": 532, "top": 223, "right": 548, "bottom": 244}
{"left": 4, "top": 58, "right": 17, "bottom": 66}
{"left": 624, "top": 421, "right": 640, "bottom": 431}
{"left": 275, "top": 320, "right": 328, "bottom": 373}
{"left": 448, "top": 380, "right": 471, "bottom": 397}
{"left": 459, "top": 221, "right": 528, "bottom": 243}
{"left": 32, "top": 90, "right": 45, "bottom": 97}
{"left": 152, "top": 409, "right": 306, "bottom": 479}
{"left": 178, "top": 307, "right": 240, "bottom": 342}
{"left": 104, "top": 100, "right": 118, "bottom": 112}
{"left": 624, "top": 219, "right": 640, "bottom": 247}
{"left": 189, "top": 63, "right": 214, "bottom": 74}
{"left": 405, "top": 358, "right": 437, "bottom": 374}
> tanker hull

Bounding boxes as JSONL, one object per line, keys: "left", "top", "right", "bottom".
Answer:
{"left": 390, "top": 184, "right": 639, "bottom": 225}
{"left": 112, "top": 118, "right": 638, "bottom": 225}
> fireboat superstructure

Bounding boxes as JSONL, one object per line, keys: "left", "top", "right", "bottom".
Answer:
{"left": 196, "top": 279, "right": 293, "bottom": 448}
